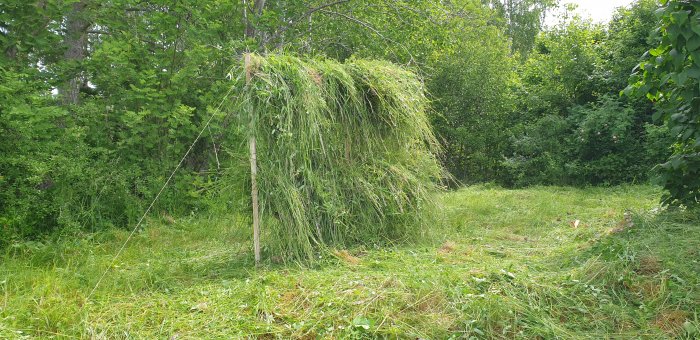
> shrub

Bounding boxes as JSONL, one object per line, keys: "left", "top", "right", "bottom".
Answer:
{"left": 503, "top": 96, "right": 669, "bottom": 187}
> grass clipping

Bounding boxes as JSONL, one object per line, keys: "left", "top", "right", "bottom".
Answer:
{"left": 232, "top": 54, "right": 443, "bottom": 261}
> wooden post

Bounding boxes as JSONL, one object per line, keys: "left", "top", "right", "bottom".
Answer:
{"left": 245, "top": 54, "right": 261, "bottom": 267}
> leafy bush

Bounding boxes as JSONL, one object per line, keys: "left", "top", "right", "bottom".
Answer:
{"left": 502, "top": 4, "right": 670, "bottom": 188}
{"left": 567, "top": 96, "right": 645, "bottom": 184}
{"left": 627, "top": 0, "right": 700, "bottom": 206}
{"left": 503, "top": 96, "right": 669, "bottom": 187}
{"left": 0, "top": 66, "right": 217, "bottom": 244}
{"left": 502, "top": 114, "right": 571, "bottom": 186}
{"left": 429, "top": 34, "right": 514, "bottom": 184}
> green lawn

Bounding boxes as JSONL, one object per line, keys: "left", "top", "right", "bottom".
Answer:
{"left": 2, "top": 185, "right": 698, "bottom": 338}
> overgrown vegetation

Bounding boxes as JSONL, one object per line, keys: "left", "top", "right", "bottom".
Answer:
{"left": 227, "top": 54, "right": 442, "bottom": 260}
{"left": 1, "top": 186, "right": 697, "bottom": 338}
{"left": 4, "top": 0, "right": 694, "bottom": 241}
{"left": 627, "top": 0, "right": 700, "bottom": 205}
{"left": 503, "top": 0, "right": 671, "bottom": 187}
{"left": 0, "top": 0, "right": 520, "bottom": 240}
{"left": 2, "top": 1, "right": 699, "bottom": 336}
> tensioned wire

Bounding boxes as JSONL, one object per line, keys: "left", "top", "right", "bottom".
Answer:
{"left": 85, "top": 74, "right": 244, "bottom": 303}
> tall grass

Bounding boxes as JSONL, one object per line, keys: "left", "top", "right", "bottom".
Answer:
{"left": 227, "top": 54, "right": 444, "bottom": 261}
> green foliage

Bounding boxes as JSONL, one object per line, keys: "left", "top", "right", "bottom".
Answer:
{"left": 0, "top": 0, "right": 685, "bottom": 245}
{"left": 505, "top": 4, "right": 669, "bottom": 187}
{"left": 0, "top": 66, "right": 118, "bottom": 241}
{"left": 273, "top": 1, "right": 520, "bottom": 184}
{"left": 605, "top": 0, "right": 660, "bottom": 92}
{"left": 627, "top": 0, "right": 700, "bottom": 206}
{"left": 504, "top": 20, "right": 606, "bottom": 187}
{"left": 0, "top": 0, "right": 249, "bottom": 240}
{"left": 0, "top": 68, "right": 81, "bottom": 239}
{"left": 483, "top": 0, "right": 558, "bottom": 57}
{"left": 229, "top": 54, "right": 443, "bottom": 261}
{"left": 517, "top": 20, "right": 605, "bottom": 117}
{"left": 504, "top": 114, "right": 571, "bottom": 185}
{"left": 568, "top": 96, "right": 650, "bottom": 184}
{"left": 506, "top": 95, "right": 671, "bottom": 187}
{"left": 0, "top": 0, "right": 517, "bottom": 241}
{"left": 428, "top": 28, "right": 515, "bottom": 183}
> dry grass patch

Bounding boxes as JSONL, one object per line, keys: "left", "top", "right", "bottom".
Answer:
{"left": 637, "top": 255, "right": 663, "bottom": 275}
{"left": 332, "top": 249, "right": 361, "bottom": 265}
{"left": 438, "top": 241, "right": 457, "bottom": 254}
{"left": 654, "top": 310, "right": 689, "bottom": 336}
{"left": 626, "top": 279, "right": 665, "bottom": 300}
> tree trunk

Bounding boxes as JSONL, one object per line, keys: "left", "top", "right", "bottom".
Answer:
{"left": 244, "top": 0, "right": 266, "bottom": 40}
{"left": 60, "top": 0, "right": 90, "bottom": 105}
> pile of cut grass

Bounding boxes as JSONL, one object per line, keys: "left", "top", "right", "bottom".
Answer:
{"left": 1, "top": 185, "right": 698, "bottom": 338}
{"left": 227, "top": 54, "right": 443, "bottom": 261}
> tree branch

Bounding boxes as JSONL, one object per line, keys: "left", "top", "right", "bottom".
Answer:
{"left": 86, "top": 30, "right": 111, "bottom": 35}
{"left": 265, "top": 0, "right": 351, "bottom": 45}
{"left": 318, "top": 9, "right": 415, "bottom": 65}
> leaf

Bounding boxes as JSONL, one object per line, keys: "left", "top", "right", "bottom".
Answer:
{"left": 687, "top": 35, "right": 700, "bottom": 51}
{"left": 668, "top": 26, "right": 681, "bottom": 45}
{"left": 661, "top": 73, "right": 673, "bottom": 85}
{"left": 622, "top": 85, "right": 634, "bottom": 97}
{"left": 687, "top": 67, "right": 700, "bottom": 79}
{"left": 692, "top": 51, "right": 700, "bottom": 67}
{"left": 671, "top": 112, "right": 687, "bottom": 122}
{"left": 638, "top": 83, "right": 651, "bottom": 95}
{"left": 352, "top": 317, "right": 371, "bottom": 330}
{"left": 670, "top": 49, "right": 686, "bottom": 69}
{"left": 671, "top": 125, "right": 684, "bottom": 136}
{"left": 676, "top": 70, "right": 689, "bottom": 84}
{"left": 650, "top": 47, "right": 665, "bottom": 57}
{"left": 683, "top": 320, "right": 698, "bottom": 335}
{"left": 190, "top": 302, "right": 208, "bottom": 312}
{"left": 651, "top": 111, "right": 663, "bottom": 122}
{"left": 655, "top": 6, "right": 668, "bottom": 18}
{"left": 670, "top": 11, "right": 690, "bottom": 26}
{"left": 682, "top": 128, "right": 694, "bottom": 140}
{"left": 691, "top": 14, "right": 700, "bottom": 36}
{"left": 670, "top": 156, "right": 683, "bottom": 169}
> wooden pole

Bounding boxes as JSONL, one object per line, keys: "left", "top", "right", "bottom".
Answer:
{"left": 245, "top": 53, "right": 261, "bottom": 267}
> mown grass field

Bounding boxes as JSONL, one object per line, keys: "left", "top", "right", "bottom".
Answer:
{"left": 1, "top": 185, "right": 698, "bottom": 338}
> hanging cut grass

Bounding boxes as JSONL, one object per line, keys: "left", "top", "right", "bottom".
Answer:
{"left": 228, "top": 54, "right": 444, "bottom": 261}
